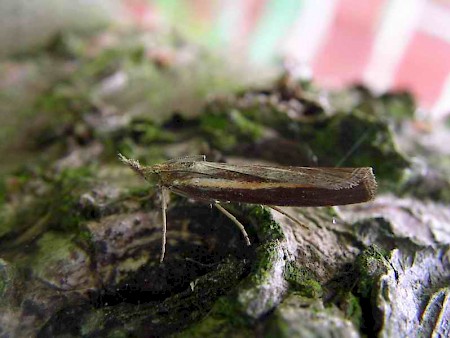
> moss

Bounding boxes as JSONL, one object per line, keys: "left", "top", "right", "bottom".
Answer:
{"left": 176, "top": 316, "right": 253, "bottom": 338}
{"left": 0, "top": 178, "right": 6, "bottom": 207}
{"left": 175, "top": 204, "right": 289, "bottom": 336}
{"left": 249, "top": 241, "right": 282, "bottom": 287}
{"left": 221, "top": 203, "right": 284, "bottom": 248}
{"left": 26, "top": 85, "right": 93, "bottom": 154}
{"left": 209, "top": 297, "right": 250, "bottom": 326}
{"left": 107, "top": 328, "right": 130, "bottom": 338}
{"left": 202, "top": 90, "right": 409, "bottom": 190}
{"left": 205, "top": 90, "right": 297, "bottom": 131}
{"left": 334, "top": 291, "right": 363, "bottom": 328}
{"left": 344, "top": 293, "right": 363, "bottom": 328}
{"left": 23, "top": 231, "right": 84, "bottom": 282}
{"left": 284, "top": 262, "right": 323, "bottom": 298}
{"left": 0, "top": 166, "right": 95, "bottom": 246}
{"left": 113, "top": 137, "right": 167, "bottom": 167}
{"left": 59, "top": 257, "right": 252, "bottom": 337}
{"left": 354, "top": 245, "right": 390, "bottom": 298}
{"left": 234, "top": 204, "right": 285, "bottom": 295}
{"left": 228, "top": 205, "right": 286, "bottom": 290}
{"left": 344, "top": 86, "right": 415, "bottom": 123}
{"left": 175, "top": 281, "right": 255, "bottom": 337}
{"left": 247, "top": 205, "right": 284, "bottom": 242}
{"left": 180, "top": 296, "right": 254, "bottom": 337}
{"left": 397, "top": 166, "right": 450, "bottom": 203}
{"left": 34, "top": 85, "right": 90, "bottom": 119}
{"left": 77, "top": 229, "right": 93, "bottom": 243}
{"left": 0, "top": 259, "right": 16, "bottom": 304}
{"left": 2, "top": 31, "right": 424, "bottom": 336}
{"left": 200, "top": 108, "right": 264, "bottom": 151}
{"left": 127, "top": 119, "right": 176, "bottom": 144}
{"left": 306, "top": 112, "right": 409, "bottom": 183}
{"left": 33, "top": 232, "right": 75, "bottom": 259}
{"left": 0, "top": 267, "right": 6, "bottom": 299}
{"left": 378, "top": 91, "right": 415, "bottom": 121}
{"left": 264, "top": 315, "right": 291, "bottom": 338}
{"left": 80, "top": 309, "right": 107, "bottom": 336}
{"left": 121, "top": 184, "right": 156, "bottom": 210}
{"left": 229, "top": 109, "right": 264, "bottom": 139}
{"left": 264, "top": 294, "right": 336, "bottom": 338}
{"left": 43, "top": 167, "right": 95, "bottom": 232}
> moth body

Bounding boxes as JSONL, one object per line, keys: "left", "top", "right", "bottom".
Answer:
{"left": 147, "top": 161, "right": 376, "bottom": 206}
{"left": 119, "top": 154, "right": 377, "bottom": 262}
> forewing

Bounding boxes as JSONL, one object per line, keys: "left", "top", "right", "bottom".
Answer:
{"left": 197, "top": 162, "right": 371, "bottom": 190}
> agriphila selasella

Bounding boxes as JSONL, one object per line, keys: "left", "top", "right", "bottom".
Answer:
{"left": 119, "top": 154, "right": 376, "bottom": 262}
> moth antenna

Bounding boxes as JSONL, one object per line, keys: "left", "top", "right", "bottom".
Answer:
{"left": 118, "top": 153, "right": 146, "bottom": 179}
{"left": 160, "top": 187, "right": 169, "bottom": 263}
{"left": 214, "top": 203, "right": 251, "bottom": 246}
{"left": 335, "top": 130, "right": 370, "bottom": 167}
{"left": 268, "top": 205, "right": 309, "bottom": 231}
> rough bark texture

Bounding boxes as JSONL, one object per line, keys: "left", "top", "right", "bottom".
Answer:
{"left": 0, "top": 30, "right": 449, "bottom": 337}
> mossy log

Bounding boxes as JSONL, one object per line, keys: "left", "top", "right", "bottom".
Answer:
{"left": 0, "top": 31, "right": 449, "bottom": 338}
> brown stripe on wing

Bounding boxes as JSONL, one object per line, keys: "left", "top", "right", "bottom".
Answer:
{"left": 170, "top": 178, "right": 376, "bottom": 206}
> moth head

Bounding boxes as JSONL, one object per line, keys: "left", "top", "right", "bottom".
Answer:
{"left": 118, "top": 153, "right": 159, "bottom": 183}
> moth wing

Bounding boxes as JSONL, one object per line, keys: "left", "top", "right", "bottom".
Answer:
{"left": 198, "top": 162, "right": 374, "bottom": 191}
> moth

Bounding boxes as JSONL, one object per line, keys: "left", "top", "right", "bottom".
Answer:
{"left": 119, "top": 154, "right": 377, "bottom": 262}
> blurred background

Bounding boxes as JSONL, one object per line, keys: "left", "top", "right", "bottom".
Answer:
{"left": 2, "top": 0, "right": 450, "bottom": 120}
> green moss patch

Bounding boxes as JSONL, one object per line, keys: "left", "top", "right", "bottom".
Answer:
{"left": 284, "top": 262, "right": 323, "bottom": 298}
{"left": 354, "top": 245, "right": 390, "bottom": 298}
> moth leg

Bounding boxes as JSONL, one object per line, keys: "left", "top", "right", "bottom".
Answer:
{"left": 214, "top": 203, "right": 251, "bottom": 246}
{"left": 160, "top": 187, "right": 169, "bottom": 263}
{"left": 268, "top": 205, "right": 309, "bottom": 230}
